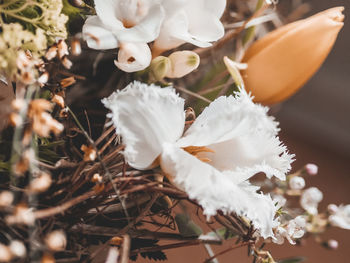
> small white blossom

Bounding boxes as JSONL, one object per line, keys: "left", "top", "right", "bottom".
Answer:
{"left": 46, "top": 230, "right": 67, "bottom": 251}
{"left": 329, "top": 204, "right": 350, "bottom": 230}
{"left": 289, "top": 176, "right": 305, "bottom": 190}
{"left": 102, "top": 81, "right": 294, "bottom": 238}
{"left": 300, "top": 187, "right": 323, "bottom": 215}
{"left": 273, "top": 216, "right": 306, "bottom": 245}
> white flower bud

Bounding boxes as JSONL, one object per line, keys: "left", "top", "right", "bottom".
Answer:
{"left": 327, "top": 239, "right": 339, "bottom": 250}
{"left": 305, "top": 163, "right": 318, "bottom": 176}
{"left": 114, "top": 42, "right": 151, "bottom": 73}
{"left": 327, "top": 204, "right": 339, "bottom": 214}
{"left": 165, "top": 51, "right": 200, "bottom": 78}
{"left": 289, "top": 176, "right": 305, "bottom": 190}
{"left": 9, "top": 240, "right": 26, "bottom": 258}
{"left": 300, "top": 187, "right": 323, "bottom": 215}
{"left": 0, "top": 191, "right": 14, "bottom": 207}
{"left": 46, "top": 230, "right": 66, "bottom": 251}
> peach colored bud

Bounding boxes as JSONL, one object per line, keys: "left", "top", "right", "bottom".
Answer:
{"left": 57, "top": 40, "right": 69, "bottom": 59}
{"left": 62, "top": 57, "right": 73, "bottom": 69}
{"left": 29, "top": 172, "right": 52, "bottom": 193}
{"left": 45, "top": 45, "right": 58, "bottom": 61}
{"left": 45, "top": 230, "right": 66, "bottom": 251}
{"left": 0, "top": 243, "right": 12, "bottom": 262}
{"left": 81, "top": 144, "right": 96, "bottom": 162}
{"left": 242, "top": 7, "right": 344, "bottom": 104}
{"left": 0, "top": 191, "right": 14, "bottom": 207}
{"left": 71, "top": 39, "right": 82, "bottom": 56}
{"left": 51, "top": 94, "right": 65, "bottom": 108}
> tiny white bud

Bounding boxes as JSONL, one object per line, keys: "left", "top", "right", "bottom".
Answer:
{"left": 289, "top": 176, "right": 306, "bottom": 190}
{"left": 327, "top": 239, "right": 339, "bottom": 250}
{"left": 305, "top": 163, "right": 318, "bottom": 175}
{"left": 46, "top": 230, "right": 66, "bottom": 251}
{"left": 0, "top": 191, "right": 14, "bottom": 207}
{"left": 57, "top": 40, "right": 69, "bottom": 59}
{"left": 9, "top": 240, "right": 26, "bottom": 258}
{"left": 327, "top": 204, "right": 339, "bottom": 214}
{"left": 29, "top": 172, "right": 52, "bottom": 193}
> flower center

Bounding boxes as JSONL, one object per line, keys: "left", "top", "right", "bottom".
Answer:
{"left": 183, "top": 146, "right": 214, "bottom": 163}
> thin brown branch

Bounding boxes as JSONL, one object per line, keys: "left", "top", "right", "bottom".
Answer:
{"left": 203, "top": 242, "right": 252, "bottom": 263}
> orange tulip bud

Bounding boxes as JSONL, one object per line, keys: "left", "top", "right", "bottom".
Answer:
{"left": 242, "top": 7, "right": 344, "bottom": 104}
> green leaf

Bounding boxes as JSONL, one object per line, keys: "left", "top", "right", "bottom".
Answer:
{"left": 278, "top": 257, "right": 306, "bottom": 263}
{"left": 175, "top": 213, "right": 203, "bottom": 237}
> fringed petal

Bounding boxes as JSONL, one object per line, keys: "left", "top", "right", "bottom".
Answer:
{"left": 177, "top": 89, "right": 293, "bottom": 181}
{"left": 102, "top": 81, "right": 185, "bottom": 169}
{"left": 160, "top": 143, "right": 279, "bottom": 238}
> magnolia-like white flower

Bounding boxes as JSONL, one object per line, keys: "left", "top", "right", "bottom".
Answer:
{"left": 274, "top": 216, "right": 306, "bottom": 245}
{"left": 300, "top": 187, "right": 323, "bottom": 215}
{"left": 83, "top": 0, "right": 165, "bottom": 72}
{"left": 83, "top": 0, "right": 164, "bottom": 49}
{"left": 153, "top": 0, "right": 226, "bottom": 52}
{"left": 289, "top": 176, "right": 305, "bottom": 190}
{"left": 102, "top": 81, "right": 294, "bottom": 238}
{"left": 328, "top": 204, "right": 350, "bottom": 230}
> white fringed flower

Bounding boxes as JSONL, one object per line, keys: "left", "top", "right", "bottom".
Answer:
{"left": 154, "top": 0, "right": 226, "bottom": 52}
{"left": 329, "top": 204, "right": 350, "bottom": 230}
{"left": 102, "top": 81, "right": 294, "bottom": 238}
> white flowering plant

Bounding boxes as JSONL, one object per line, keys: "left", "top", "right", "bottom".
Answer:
{"left": 0, "top": 0, "right": 348, "bottom": 262}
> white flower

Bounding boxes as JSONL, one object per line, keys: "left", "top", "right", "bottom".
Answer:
{"left": 82, "top": 0, "right": 165, "bottom": 72}
{"left": 329, "top": 204, "right": 350, "bottom": 230}
{"left": 153, "top": 0, "right": 226, "bottom": 52}
{"left": 83, "top": 0, "right": 165, "bottom": 49}
{"left": 274, "top": 216, "right": 306, "bottom": 245}
{"left": 300, "top": 187, "right": 323, "bottom": 215}
{"left": 102, "top": 81, "right": 294, "bottom": 238}
{"left": 289, "top": 176, "right": 305, "bottom": 190}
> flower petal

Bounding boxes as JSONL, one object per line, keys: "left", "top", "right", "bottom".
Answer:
{"left": 94, "top": 0, "right": 124, "bottom": 29}
{"left": 82, "top": 16, "right": 119, "bottom": 50}
{"left": 115, "top": 3, "right": 165, "bottom": 43}
{"left": 114, "top": 42, "right": 152, "bottom": 72}
{"left": 153, "top": 10, "right": 212, "bottom": 52}
{"left": 102, "top": 81, "right": 185, "bottom": 169}
{"left": 177, "top": 90, "right": 293, "bottom": 181}
{"left": 160, "top": 143, "right": 279, "bottom": 238}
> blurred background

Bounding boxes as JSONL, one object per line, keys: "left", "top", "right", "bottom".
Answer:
{"left": 138, "top": 0, "right": 350, "bottom": 262}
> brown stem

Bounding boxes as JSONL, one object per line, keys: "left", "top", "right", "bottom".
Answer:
{"left": 203, "top": 242, "right": 252, "bottom": 263}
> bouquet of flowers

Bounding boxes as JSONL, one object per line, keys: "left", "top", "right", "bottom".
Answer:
{"left": 0, "top": 0, "right": 348, "bottom": 262}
